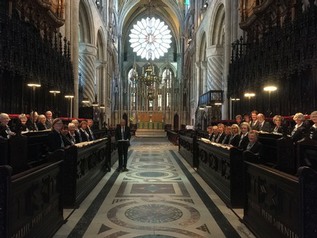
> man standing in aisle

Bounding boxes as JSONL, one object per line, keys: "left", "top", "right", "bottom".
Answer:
{"left": 115, "top": 119, "right": 131, "bottom": 172}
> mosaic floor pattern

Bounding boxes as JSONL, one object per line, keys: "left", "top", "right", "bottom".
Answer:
{"left": 54, "top": 138, "right": 255, "bottom": 238}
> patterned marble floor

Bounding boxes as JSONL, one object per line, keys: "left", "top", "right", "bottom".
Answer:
{"left": 54, "top": 138, "right": 255, "bottom": 238}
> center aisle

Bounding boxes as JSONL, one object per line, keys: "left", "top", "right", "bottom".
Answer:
{"left": 54, "top": 138, "right": 254, "bottom": 238}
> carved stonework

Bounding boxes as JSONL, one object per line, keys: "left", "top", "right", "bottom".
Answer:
{"left": 13, "top": 0, "right": 65, "bottom": 30}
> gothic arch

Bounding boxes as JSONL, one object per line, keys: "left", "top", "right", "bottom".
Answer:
{"left": 79, "top": 0, "right": 94, "bottom": 44}
{"left": 210, "top": 3, "right": 225, "bottom": 46}
{"left": 198, "top": 32, "right": 207, "bottom": 95}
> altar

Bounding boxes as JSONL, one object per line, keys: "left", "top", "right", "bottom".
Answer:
{"left": 135, "top": 112, "right": 166, "bottom": 137}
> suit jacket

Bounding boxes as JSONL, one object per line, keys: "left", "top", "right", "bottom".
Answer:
{"left": 45, "top": 120, "right": 53, "bottom": 129}
{"left": 310, "top": 126, "right": 317, "bottom": 141}
{"left": 86, "top": 127, "right": 95, "bottom": 141}
{"left": 273, "top": 126, "right": 283, "bottom": 134}
{"left": 250, "top": 121, "right": 260, "bottom": 131}
{"left": 115, "top": 125, "right": 131, "bottom": 141}
{"left": 26, "top": 120, "right": 38, "bottom": 131}
{"left": 66, "top": 132, "right": 81, "bottom": 144}
{"left": 229, "top": 134, "right": 241, "bottom": 147}
{"left": 258, "top": 121, "right": 272, "bottom": 132}
{"left": 37, "top": 122, "right": 47, "bottom": 131}
{"left": 215, "top": 133, "right": 225, "bottom": 143}
{"left": 0, "top": 124, "right": 10, "bottom": 138}
{"left": 222, "top": 135, "right": 231, "bottom": 144}
{"left": 47, "top": 130, "right": 71, "bottom": 152}
{"left": 246, "top": 141, "right": 262, "bottom": 154}
{"left": 79, "top": 128, "right": 90, "bottom": 142}
{"left": 238, "top": 133, "right": 249, "bottom": 150}
{"left": 291, "top": 124, "right": 307, "bottom": 142}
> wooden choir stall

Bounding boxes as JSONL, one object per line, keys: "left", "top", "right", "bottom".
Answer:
{"left": 0, "top": 130, "right": 116, "bottom": 238}
{"left": 176, "top": 131, "right": 317, "bottom": 238}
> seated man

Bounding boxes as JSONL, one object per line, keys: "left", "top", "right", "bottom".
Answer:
{"left": 257, "top": 113, "right": 272, "bottom": 132}
{"left": 246, "top": 131, "right": 262, "bottom": 155}
{"left": 0, "top": 113, "right": 16, "bottom": 139}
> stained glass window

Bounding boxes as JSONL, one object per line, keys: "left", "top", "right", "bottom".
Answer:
{"left": 129, "top": 17, "right": 172, "bottom": 60}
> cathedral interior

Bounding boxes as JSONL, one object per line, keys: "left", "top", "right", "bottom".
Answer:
{"left": 1, "top": 0, "right": 317, "bottom": 238}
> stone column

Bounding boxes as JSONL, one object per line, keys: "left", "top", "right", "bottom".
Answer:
{"left": 223, "top": 0, "right": 232, "bottom": 119}
{"left": 70, "top": 0, "right": 80, "bottom": 117}
{"left": 79, "top": 43, "right": 97, "bottom": 103}
{"left": 206, "top": 46, "right": 224, "bottom": 91}
{"left": 201, "top": 61, "right": 207, "bottom": 93}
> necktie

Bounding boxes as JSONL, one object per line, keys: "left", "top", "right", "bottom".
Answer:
{"left": 122, "top": 126, "right": 125, "bottom": 139}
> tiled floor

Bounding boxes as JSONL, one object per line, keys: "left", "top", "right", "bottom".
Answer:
{"left": 54, "top": 138, "right": 255, "bottom": 238}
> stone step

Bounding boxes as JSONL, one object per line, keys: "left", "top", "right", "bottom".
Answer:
{"left": 135, "top": 129, "right": 167, "bottom": 138}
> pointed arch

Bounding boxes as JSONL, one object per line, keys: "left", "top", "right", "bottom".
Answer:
{"left": 79, "top": 0, "right": 94, "bottom": 44}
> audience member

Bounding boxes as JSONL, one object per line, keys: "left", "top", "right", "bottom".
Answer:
{"left": 290, "top": 112, "right": 307, "bottom": 142}
{"left": 309, "top": 111, "right": 317, "bottom": 140}
{"left": 67, "top": 122, "right": 81, "bottom": 144}
{"left": 250, "top": 110, "right": 259, "bottom": 130}
{"left": 238, "top": 122, "right": 250, "bottom": 150}
{"left": 229, "top": 124, "right": 241, "bottom": 147}
{"left": 79, "top": 120, "right": 90, "bottom": 142}
{"left": 243, "top": 114, "right": 250, "bottom": 123}
{"left": 215, "top": 123, "right": 225, "bottom": 143}
{"left": 27, "top": 111, "right": 39, "bottom": 131}
{"left": 47, "top": 118, "right": 71, "bottom": 152}
{"left": 222, "top": 125, "right": 231, "bottom": 144}
{"left": 235, "top": 115, "right": 242, "bottom": 126}
{"left": 246, "top": 131, "right": 262, "bottom": 155}
{"left": 37, "top": 114, "right": 48, "bottom": 131}
{"left": 86, "top": 119, "right": 95, "bottom": 140}
{"left": 45, "top": 111, "right": 53, "bottom": 129}
{"left": 0, "top": 113, "right": 16, "bottom": 139}
{"left": 71, "top": 119, "right": 82, "bottom": 142}
{"left": 272, "top": 115, "right": 283, "bottom": 134}
{"left": 257, "top": 113, "right": 272, "bottom": 132}
{"left": 207, "top": 125, "right": 213, "bottom": 140}
{"left": 210, "top": 125, "right": 219, "bottom": 142}
{"left": 18, "top": 113, "right": 29, "bottom": 133}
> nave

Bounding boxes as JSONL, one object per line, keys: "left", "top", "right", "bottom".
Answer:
{"left": 54, "top": 138, "right": 254, "bottom": 238}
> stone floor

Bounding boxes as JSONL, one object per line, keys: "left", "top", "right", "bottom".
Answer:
{"left": 53, "top": 137, "right": 255, "bottom": 238}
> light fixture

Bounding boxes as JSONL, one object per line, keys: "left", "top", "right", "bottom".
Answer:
{"left": 99, "top": 104, "right": 105, "bottom": 109}
{"left": 244, "top": 93, "right": 256, "bottom": 98}
{"left": 206, "top": 105, "right": 212, "bottom": 108}
{"left": 214, "top": 102, "right": 222, "bottom": 106}
{"left": 263, "top": 85, "right": 277, "bottom": 92}
{"left": 231, "top": 98, "right": 240, "bottom": 101}
{"left": 82, "top": 97, "right": 90, "bottom": 104}
{"left": 49, "top": 90, "right": 60, "bottom": 96}
{"left": 199, "top": 106, "right": 205, "bottom": 110}
{"left": 92, "top": 101, "right": 99, "bottom": 107}
{"left": 27, "top": 83, "right": 41, "bottom": 88}
{"left": 139, "top": 63, "right": 160, "bottom": 86}
{"left": 203, "top": 1, "right": 208, "bottom": 9}
{"left": 65, "top": 95, "right": 74, "bottom": 118}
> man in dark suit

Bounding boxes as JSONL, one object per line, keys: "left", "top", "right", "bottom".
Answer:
{"left": 115, "top": 119, "right": 131, "bottom": 172}
{"left": 47, "top": 118, "right": 72, "bottom": 152}
{"left": 257, "top": 113, "right": 272, "bottom": 132}
{"left": 250, "top": 110, "right": 260, "bottom": 130}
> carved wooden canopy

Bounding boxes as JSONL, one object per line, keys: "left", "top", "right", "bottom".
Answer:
{"left": 13, "top": 0, "right": 65, "bottom": 30}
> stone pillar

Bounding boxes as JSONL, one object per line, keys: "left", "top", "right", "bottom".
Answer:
{"left": 223, "top": 0, "right": 232, "bottom": 119}
{"left": 201, "top": 61, "right": 207, "bottom": 93}
{"left": 206, "top": 46, "right": 224, "bottom": 91}
{"left": 79, "top": 43, "right": 97, "bottom": 103}
{"left": 70, "top": 0, "right": 80, "bottom": 118}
